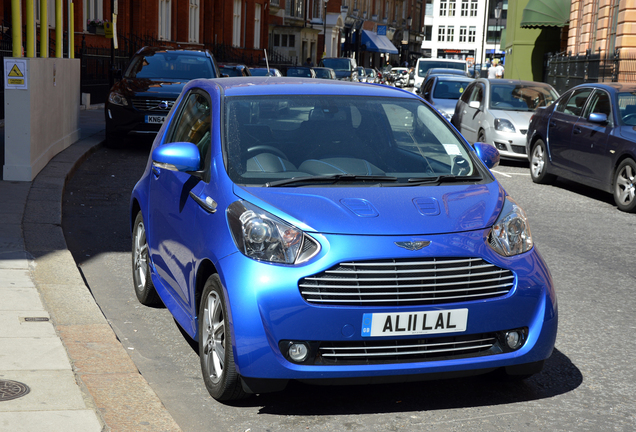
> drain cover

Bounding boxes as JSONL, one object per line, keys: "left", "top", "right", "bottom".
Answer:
{"left": 0, "top": 379, "right": 31, "bottom": 401}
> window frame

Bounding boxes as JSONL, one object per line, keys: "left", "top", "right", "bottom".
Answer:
{"left": 158, "top": 0, "right": 172, "bottom": 41}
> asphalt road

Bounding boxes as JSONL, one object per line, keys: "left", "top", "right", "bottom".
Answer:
{"left": 62, "top": 144, "right": 636, "bottom": 432}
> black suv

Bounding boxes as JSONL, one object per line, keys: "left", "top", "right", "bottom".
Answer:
{"left": 105, "top": 46, "right": 220, "bottom": 147}
{"left": 318, "top": 57, "right": 358, "bottom": 81}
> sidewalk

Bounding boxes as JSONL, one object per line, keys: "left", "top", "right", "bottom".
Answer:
{"left": 0, "top": 108, "right": 181, "bottom": 431}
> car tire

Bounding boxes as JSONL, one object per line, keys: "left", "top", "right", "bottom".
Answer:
{"left": 613, "top": 158, "right": 636, "bottom": 212}
{"left": 530, "top": 139, "right": 556, "bottom": 185}
{"left": 132, "top": 212, "right": 162, "bottom": 306}
{"left": 199, "top": 274, "right": 247, "bottom": 401}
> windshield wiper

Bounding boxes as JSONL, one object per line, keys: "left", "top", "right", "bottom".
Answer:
{"left": 406, "top": 174, "right": 482, "bottom": 185}
{"left": 266, "top": 174, "right": 398, "bottom": 187}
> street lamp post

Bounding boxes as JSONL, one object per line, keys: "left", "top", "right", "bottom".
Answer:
{"left": 406, "top": 16, "right": 412, "bottom": 66}
{"left": 323, "top": 0, "right": 329, "bottom": 58}
{"left": 494, "top": 2, "right": 502, "bottom": 62}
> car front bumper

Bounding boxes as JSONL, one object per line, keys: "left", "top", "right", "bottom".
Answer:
{"left": 489, "top": 128, "right": 529, "bottom": 159}
{"left": 105, "top": 103, "right": 168, "bottom": 137}
{"left": 216, "top": 228, "right": 558, "bottom": 384}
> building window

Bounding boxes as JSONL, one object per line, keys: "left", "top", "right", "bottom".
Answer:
{"left": 449, "top": 0, "right": 456, "bottom": 16}
{"left": 424, "top": 25, "right": 432, "bottom": 41}
{"left": 470, "top": 0, "right": 478, "bottom": 17}
{"left": 83, "top": 0, "right": 102, "bottom": 30}
{"left": 447, "top": 26, "right": 454, "bottom": 42}
{"left": 461, "top": 0, "right": 468, "bottom": 16}
{"left": 459, "top": 26, "right": 467, "bottom": 42}
{"left": 233, "top": 0, "right": 241, "bottom": 47}
{"left": 274, "top": 34, "right": 280, "bottom": 46}
{"left": 286, "top": 0, "right": 304, "bottom": 18}
{"left": 158, "top": 0, "right": 171, "bottom": 41}
{"left": 468, "top": 26, "right": 476, "bottom": 42}
{"left": 189, "top": 0, "right": 200, "bottom": 43}
{"left": 438, "top": 26, "right": 445, "bottom": 42}
{"left": 254, "top": 3, "right": 261, "bottom": 49}
{"left": 439, "top": 0, "right": 447, "bottom": 16}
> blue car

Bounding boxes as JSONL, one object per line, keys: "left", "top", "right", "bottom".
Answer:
{"left": 526, "top": 82, "right": 636, "bottom": 212}
{"left": 130, "top": 77, "right": 558, "bottom": 401}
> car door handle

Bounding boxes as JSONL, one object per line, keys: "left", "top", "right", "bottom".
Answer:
{"left": 573, "top": 127, "right": 582, "bottom": 135}
{"left": 189, "top": 192, "right": 217, "bottom": 213}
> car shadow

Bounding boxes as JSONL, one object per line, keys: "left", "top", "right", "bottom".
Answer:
{"left": 223, "top": 348, "right": 581, "bottom": 412}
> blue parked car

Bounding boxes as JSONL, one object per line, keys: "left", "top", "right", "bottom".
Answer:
{"left": 526, "top": 82, "right": 636, "bottom": 212}
{"left": 130, "top": 77, "right": 558, "bottom": 401}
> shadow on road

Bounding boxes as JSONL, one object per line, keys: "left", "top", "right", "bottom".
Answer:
{"left": 221, "top": 348, "right": 581, "bottom": 414}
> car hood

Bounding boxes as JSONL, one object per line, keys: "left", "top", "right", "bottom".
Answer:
{"left": 431, "top": 99, "right": 460, "bottom": 115}
{"left": 618, "top": 125, "right": 636, "bottom": 141}
{"left": 233, "top": 182, "right": 505, "bottom": 235}
{"left": 121, "top": 78, "right": 189, "bottom": 97}
{"left": 489, "top": 109, "right": 534, "bottom": 128}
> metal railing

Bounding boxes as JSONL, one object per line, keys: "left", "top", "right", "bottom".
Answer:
{"left": 544, "top": 49, "right": 636, "bottom": 94}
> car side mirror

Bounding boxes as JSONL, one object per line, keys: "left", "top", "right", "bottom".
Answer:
{"left": 469, "top": 100, "right": 481, "bottom": 109}
{"left": 152, "top": 142, "right": 202, "bottom": 173}
{"left": 473, "top": 142, "right": 500, "bottom": 169}
{"left": 588, "top": 112, "right": 608, "bottom": 124}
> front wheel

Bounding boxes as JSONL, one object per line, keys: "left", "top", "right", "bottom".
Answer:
{"left": 613, "top": 159, "right": 636, "bottom": 212}
{"left": 530, "top": 140, "right": 556, "bottom": 184}
{"left": 132, "top": 212, "right": 161, "bottom": 306}
{"left": 199, "top": 275, "right": 247, "bottom": 401}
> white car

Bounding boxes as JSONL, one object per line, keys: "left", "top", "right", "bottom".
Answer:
{"left": 451, "top": 79, "right": 559, "bottom": 159}
{"left": 414, "top": 58, "right": 468, "bottom": 92}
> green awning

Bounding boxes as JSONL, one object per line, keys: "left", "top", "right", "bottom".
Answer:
{"left": 520, "top": 0, "right": 570, "bottom": 28}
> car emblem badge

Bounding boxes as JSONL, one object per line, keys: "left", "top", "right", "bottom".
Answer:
{"left": 395, "top": 241, "right": 431, "bottom": 251}
{"left": 159, "top": 101, "right": 169, "bottom": 109}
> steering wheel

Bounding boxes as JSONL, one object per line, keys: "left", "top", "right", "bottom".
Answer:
{"left": 623, "top": 113, "right": 636, "bottom": 125}
{"left": 245, "top": 145, "right": 288, "bottom": 160}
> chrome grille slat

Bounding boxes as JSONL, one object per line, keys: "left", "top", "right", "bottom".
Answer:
{"left": 299, "top": 257, "right": 515, "bottom": 306}
{"left": 131, "top": 98, "right": 175, "bottom": 112}
{"left": 317, "top": 334, "right": 498, "bottom": 364}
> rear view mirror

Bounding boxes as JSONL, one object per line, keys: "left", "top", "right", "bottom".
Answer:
{"left": 469, "top": 101, "right": 481, "bottom": 109}
{"left": 152, "top": 142, "right": 201, "bottom": 173}
{"left": 473, "top": 142, "right": 500, "bottom": 169}
{"left": 588, "top": 113, "right": 608, "bottom": 124}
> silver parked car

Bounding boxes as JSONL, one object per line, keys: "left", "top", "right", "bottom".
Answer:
{"left": 451, "top": 79, "right": 558, "bottom": 159}
{"left": 419, "top": 75, "right": 474, "bottom": 121}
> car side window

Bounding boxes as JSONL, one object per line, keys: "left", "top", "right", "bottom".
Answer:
{"left": 423, "top": 78, "right": 434, "bottom": 96}
{"left": 559, "top": 88, "right": 593, "bottom": 117}
{"left": 166, "top": 91, "right": 212, "bottom": 169}
{"left": 469, "top": 85, "right": 483, "bottom": 104}
{"left": 460, "top": 83, "right": 474, "bottom": 103}
{"left": 583, "top": 90, "right": 612, "bottom": 124}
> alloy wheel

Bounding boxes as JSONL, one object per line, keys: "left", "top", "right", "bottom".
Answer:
{"left": 531, "top": 144, "right": 546, "bottom": 178}
{"left": 615, "top": 162, "right": 636, "bottom": 206}
{"left": 202, "top": 291, "right": 225, "bottom": 384}
{"left": 133, "top": 221, "right": 148, "bottom": 288}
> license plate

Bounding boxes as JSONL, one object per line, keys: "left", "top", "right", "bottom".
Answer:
{"left": 145, "top": 115, "right": 166, "bottom": 124}
{"left": 361, "top": 309, "right": 468, "bottom": 337}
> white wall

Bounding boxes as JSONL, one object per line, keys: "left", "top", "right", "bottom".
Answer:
{"left": 4, "top": 58, "right": 80, "bottom": 181}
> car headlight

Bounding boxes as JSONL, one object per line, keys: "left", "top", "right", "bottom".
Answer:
{"left": 488, "top": 197, "right": 533, "bottom": 257}
{"left": 108, "top": 91, "right": 128, "bottom": 106}
{"left": 227, "top": 201, "right": 320, "bottom": 264}
{"left": 494, "top": 118, "right": 516, "bottom": 133}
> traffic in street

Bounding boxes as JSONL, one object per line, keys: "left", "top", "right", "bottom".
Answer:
{"left": 62, "top": 142, "right": 636, "bottom": 431}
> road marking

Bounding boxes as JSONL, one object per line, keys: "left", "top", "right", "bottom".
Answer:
{"left": 492, "top": 170, "right": 530, "bottom": 177}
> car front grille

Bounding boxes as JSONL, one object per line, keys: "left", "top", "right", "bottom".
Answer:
{"left": 316, "top": 333, "right": 498, "bottom": 365}
{"left": 131, "top": 98, "right": 175, "bottom": 113}
{"left": 299, "top": 258, "right": 514, "bottom": 306}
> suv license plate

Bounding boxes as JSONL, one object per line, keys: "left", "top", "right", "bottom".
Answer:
{"left": 362, "top": 309, "right": 468, "bottom": 337}
{"left": 145, "top": 115, "right": 166, "bottom": 124}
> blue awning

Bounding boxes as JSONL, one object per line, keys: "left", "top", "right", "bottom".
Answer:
{"left": 361, "top": 30, "right": 399, "bottom": 55}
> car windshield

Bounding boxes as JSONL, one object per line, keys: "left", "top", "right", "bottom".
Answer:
{"left": 220, "top": 66, "right": 246, "bottom": 77}
{"left": 489, "top": 84, "right": 558, "bottom": 111}
{"left": 418, "top": 61, "right": 466, "bottom": 77}
{"left": 321, "top": 59, "right": 353, "bottom": 71}
{"left": 433, "top": 80, "right": 472, "bottom": 100}
{"left": 224, "top": 95, "right": 480, "bottom": 186}
{"left": 287, "top": 68, "right": 313, "bottom": 77}
{"left": 617, "top": 92, "right": 636, "bottom": 125}
{"left": 126, "top": 51, "right": 216, "bottom": 80}
{"left": 314, "top": 69, "right": 331, "bottom": 79}
{"left": 251, "top": 68, "right": 275, "bottom": 76}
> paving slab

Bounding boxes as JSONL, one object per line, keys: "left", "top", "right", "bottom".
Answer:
{"left": 0, "top": 269, "right": 33, "bottom": 288}
{"left": 0, "top": 251, "right": 29, "bottom": 268}
{"left": 0, "top": 370, "right": 89, "bottom": 412}
{"left": 0, "top": 288, "right": 44, "bottom": 311}
{"left": 0, "top": 311, "right": 53, "bottom": 338}
{"left": 0, "top": 337, "right": 72, "bottom": 371}
{"left": 0, "top": 411, "right": 102, "bottom": 432}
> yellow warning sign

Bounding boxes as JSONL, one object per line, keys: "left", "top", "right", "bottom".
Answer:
{"left": 4, "top": 58, "right": 28, "bottom": 89}
{"left": 8, "top": 64, "right": 23, "bottom": 77}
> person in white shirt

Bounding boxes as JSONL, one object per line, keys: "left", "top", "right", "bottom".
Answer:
{"left": 495, "top": 62, "right": 504, "bottom": 79}
{"left": 488, "top": 60, "right": 498, "bottom": 79}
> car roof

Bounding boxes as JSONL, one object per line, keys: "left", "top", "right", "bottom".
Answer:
{"left": 134, "top": 46, "right": 211, "bottom": 57}
{"left": 187, "top": 77, "right": 420, "bottom": 98}
{"left": 432, "top": 75, "right": 474, "bottom": 82}
{"left": 570, "top": 82, "right": 636, "bottom": 93}
{"left": 476, "top": 78, "right": 554, "bottom": 87}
